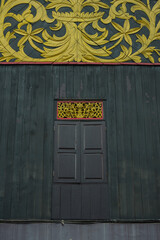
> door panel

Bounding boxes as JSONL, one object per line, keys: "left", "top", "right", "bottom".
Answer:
{"left": 58, "top": 124, "right": 77, "bottom": 151}
{"left": 57, "top": 153, "right": 77, "bottom": 180}
{"left": 54, "top": 122, "right": 80, "bottom": 182}
{"left": 81, "top": 122, "right": 106, "bottom": 182}
{"left": 84, "top": 154, "right": 104, "bottom": 180}
{"left": 83, "top": 124, "right": 103, "bottom": 150}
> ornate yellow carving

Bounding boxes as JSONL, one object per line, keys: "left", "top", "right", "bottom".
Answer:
{"left": 57, "top": 101, "right": 103, "bottom": 119}
{"left": 0, "top": 0, "right": 160, "bottom": 62}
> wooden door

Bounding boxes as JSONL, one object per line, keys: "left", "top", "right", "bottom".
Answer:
{"left": 81, "top": 122, "right": 106, "bottom": 183}
{"left": 52, "top": 121, "right": 110, "bottom": 220}
{"left": 54, "top": 121, "right": 80, "bottom": 183}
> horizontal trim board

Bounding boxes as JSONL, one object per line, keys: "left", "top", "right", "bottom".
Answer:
{"left": 0, "top": 219, "right": 160, "bottom": 223}
{"left": 0, "top": 222, "right": 160, "bottom": 240}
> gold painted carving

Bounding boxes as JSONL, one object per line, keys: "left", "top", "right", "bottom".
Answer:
{"left": 57, "top": 101, "right": 103, "bottom": 119}
{"left": 0, "top": 0, "right": 160, "bottom": 62}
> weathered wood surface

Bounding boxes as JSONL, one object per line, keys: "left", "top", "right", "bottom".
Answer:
{"left": 0, "top": 223, "right": 160, "bottom": 240}
{"left": 0, "top": 65, "right": 160, "bottom": 220}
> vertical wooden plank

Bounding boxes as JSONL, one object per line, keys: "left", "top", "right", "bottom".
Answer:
{"left": 53, "top": 66, "right": 60, "bottom": 99}
{"left": 90, "top": 184, "right": 101, "bottom": 219}
{"left": 88, "top": 183, "right": 109, "bottom": 220}
{"left": 142, "top": 67, "right": 160, "bottom": 218}
{"left": 141, "top": 67, "right": 153, "bottom": 218}
{"left": 59, "top": 66, "right": 67, "bottom": 99}
{"left": 17, "top": 66, "right": 28, "bottom": 219}
{"left": 135, "top": 67, "right": 148, "bottom": 219}
{"left": 107, "top": 66, "right": 119, "bottom": 219}
{"left": 66, "top": 65, "right": 74, "bottom": 99}
{"left": 52, "top": 185, "right": 61, "bottom": 219}
{"left": 73, "top": 66, "right": 85, "bottom": 99}
{"left": 82, "top": 67, "right": 88, "bottom": 99}
{"left": 114, "top": 66, "right": 126, "bottom": 219}
{"left": 27, "top": 66, "right": 38, "bottom": 218}
{"left": 0, "top": 67, "right": 11, "bottom": 218}
{"left": 81, "top": 184, "right": 91, "bottom": 219}
{"left": 60, "top": 185, "right": 71, "bottom": 219}
{"left": 136, "top": 67, "right": 150, "bottom": 218}
{"left": 132, "top": 67, "right": 143, "bottom": 218}
{"left": 100, "top": 184, "right": 110, "bottom": 219}
{"left": 121, "top": 66, "right": 134, "bottom": 219}
{"left": 34, "top": 66, "right": 47, "bottom": 219}
{"left": 3, "top": 66, "right": 19, "bottom": 219}
{"left": 94, "top": 66, "right": 101, "bottom": 99}
{"left": 155, "top": 68, "right": 160, "bottom": 218}
{"left": 11, "top": 66, "right": 25, "bottom": 218}
{"left": 0, "top": 66, "right": 5, "bottom": 132}
{"left": 85, "top": 66, "right": 94, "bottom": 99}
{"left": 0, "top": 67, "right": 7, "bottom": 217}
{"left": 95, "top": 66, "right": 106, "bottom": 99}
{"left": 19, "top": 66, "right": 33, "bottom": 219}
{"left": 42, "top": 65, "right": 53, "bottom": 219}
{"left": 93, "top": 66, "right": 100, "bottom": 99}
{"left": 71, "top": 185, "right": 81, "bottom": 219}
{"left": 150, "top": 67, "right": 160, "bottom": 218}
{"left": 145, "top": 67, "right": 156, "bottom": 218}
{"left": 26, "top": 65, "right": 39, "bottom": 218}
{"left": 79, "top": 66, "right": 86, "bottom": 99}
{"left": 91, "top": 66, "right": 97, "bottom": 99}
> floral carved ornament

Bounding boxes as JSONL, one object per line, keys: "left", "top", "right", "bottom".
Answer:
{"left": 0, "top": 0, "right": 160, "bottom": 63}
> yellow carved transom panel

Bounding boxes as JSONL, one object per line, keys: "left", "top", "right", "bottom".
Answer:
{"left": 0, "top": 0, "right": 160, "bottom": 63}
{"left": 57, "top": 101, "right": 103, "bottom": 119}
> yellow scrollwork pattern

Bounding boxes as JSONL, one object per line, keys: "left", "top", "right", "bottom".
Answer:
{"left": 57, "top": 101, "right": 103, "bottom": 119}
{"left": 0, "top": 0, "right": 160, "bottom": 62}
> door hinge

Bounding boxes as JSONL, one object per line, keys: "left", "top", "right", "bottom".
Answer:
{"left": 53, "top": 170, "right": 55, "bottom": 177}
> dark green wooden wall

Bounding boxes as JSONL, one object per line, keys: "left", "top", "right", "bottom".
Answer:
{"left": 0, "top": 65, "right": 160, "bottom": 220}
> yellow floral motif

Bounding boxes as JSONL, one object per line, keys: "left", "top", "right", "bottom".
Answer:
{"left": 14, "top": 23, "right": 43, "bottom": 50}
{"left": 110, "top": 20, "right": 140, "bottom": 46}
{"left": 0, "top": 0, "right": 160, "bottom": 62}
{"left": 57, "top": 102, "right": 103, "bottom": 119}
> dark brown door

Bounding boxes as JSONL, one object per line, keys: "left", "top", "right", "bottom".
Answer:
{"left": 52, "top": 121, "right": 110, "bottom": 220}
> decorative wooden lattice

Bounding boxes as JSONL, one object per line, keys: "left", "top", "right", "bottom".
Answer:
{"left": 57, "top": 101, "right": 103, "bottom": 120}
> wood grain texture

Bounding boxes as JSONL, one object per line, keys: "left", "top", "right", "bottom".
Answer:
{"left": 0, "top": 65, "right": 160, "bottom": 220}
{"left": 0, "top": 223, "right": 160, "bottom": 240}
